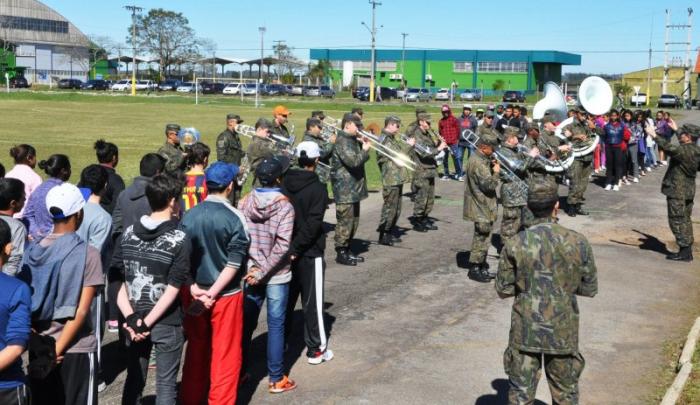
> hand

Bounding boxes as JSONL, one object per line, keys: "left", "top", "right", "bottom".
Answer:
{"left": 528, "top": 147, "right": 540, "bottom": 158}
{"left": 558, "top": 144, "right": 571, "bottom": 152}
{"left": 198, "top": 295, "right": 216, "bottom": 309}
{"left": 245, "top": 267, "right": 262, "bottom": 286}
{"left": 329, "top": 134, "right": 337, "bottom": 144}
{"left": 438, "top": 141, "right": 447, "bottom": 151}
{"left": 190, "top": 284, "right": 209, "bottom": 300}
{"left": 492, "top": 159, "right": 501, "bottom": 174}
{"left": 55, "top": 350, "right": 64, "bottom": 364}
{"left": 668, "top": 119, "right": 678, "bottom": 131}
{"left": 361, "top": 138, "right": 371, "bottom": 152}
{"left": 587, "top": 120, "right": 596, "bottom": 130}
{"left": 407, "top": 137, "right": 416, "bottom": 147}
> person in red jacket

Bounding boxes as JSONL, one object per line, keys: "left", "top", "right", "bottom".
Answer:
{"left": 438, "top": 105, "right": 463, "bottom": 180}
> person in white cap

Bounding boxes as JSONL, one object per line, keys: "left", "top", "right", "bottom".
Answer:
{"left": 23, "top": 183, "right": 103, "bottom": 405}
{"left": 282, "top": 141, "right": 333, "bottom": 365}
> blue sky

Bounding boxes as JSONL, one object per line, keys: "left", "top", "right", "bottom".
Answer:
{"left": 44, "top": 0, "right": 700, "bottom": 74}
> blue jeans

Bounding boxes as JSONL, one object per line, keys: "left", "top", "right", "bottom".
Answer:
{"left": 442, "top": 144, "right": 465, "bottom": 177}
{"left": 243, "top": 282, "right": 289, "bottom": 382}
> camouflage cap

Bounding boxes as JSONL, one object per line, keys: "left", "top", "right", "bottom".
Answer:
{"left": 384, "top": 115, "right": 401, "bottom": 126}
{"left": 226, "top": 113, "right": 243, "bottom": 122}
{"left": 341, "top": 112, "right": 363, "bottom": 129}
{"left": 504, "top": 126, "right": 520, "bottom": 137}
{"left": 415, "top": 107, "right": 427, "bottom": 116}
{"left": 679, "top": 123, "right": 700, "bottom": 138}
{"left": 255, "top": 118, "right": 273, "bottom": 130}
{"left": 527, "top": 123, "right": 541, "bottom": 132}
{"left": 165, "top": 123, "right": 181, "bottom": 133}
{"left": 527, "top": 180, "right": 559, "bottom": 205}
{"left": 311, "top": 110, "right": 325, "bottom": 119}
{"left": 351, "top": 107, "right": 364, "bottom": 115}
{"left": 541, "top": 115, "right": 556, "bottom": 124}
{"left": 417, "top": 112, "right": 432, "bottom": 122}
{"left": 484, "top": 110, "right": 496, "bottom": 118}
{"left": 478, "top": 131, "right": 499, "bottom": 148}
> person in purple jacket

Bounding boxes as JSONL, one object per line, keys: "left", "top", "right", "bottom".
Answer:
{"left": 22, "top": 154, "right": 71, "bottom": 240}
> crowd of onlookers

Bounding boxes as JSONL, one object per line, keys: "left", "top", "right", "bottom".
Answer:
{"left": 0, "top": 135, "right": 332, "bottom": 404}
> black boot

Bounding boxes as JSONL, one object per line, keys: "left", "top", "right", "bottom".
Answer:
{"left": 378, "top": 231, "right": 394, "bottom": 246}
{"left": 412, "top": 217, "right": 428, "bottom": 232}
{"left": 389, "top": 228, "right": 402, "bottom": 243}
{"left": 565, "top": 204, "right": 577, "bottom": 217}
{"left": 422, "top": 217, "right": 438, "bottom": 231}
{"left": 335, "top": 247, "right": 357, "bottom": 266}
{"left": 468, "top": 263, "right": 491, "bottom": 283}
{"left": 575, "top": 204, "right": 589, "bottom": 216}
{"left": 667, "top": 246, "right": 693, "bottom": 262}
{"left": 348, "top": 251, "right": 365, "bottom": 263}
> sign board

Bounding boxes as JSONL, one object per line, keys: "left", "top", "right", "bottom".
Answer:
{"left": 633, "top": 85, "right": 641, "bottom": 94}
{"left": 95, "top": 74, "right": 103, "bottom": 80}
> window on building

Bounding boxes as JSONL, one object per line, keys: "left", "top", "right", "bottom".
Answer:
{"left": 477, "top": 61, "right": 528, "bottom": 73}
{"left": 0, "top": 15, "right": 69, "bottom": 34}
{"left": 453, "top": 62, "right": 473, "bottom": 73}
{"left": 329, "top": 60, "right": 396, "bottom": 71}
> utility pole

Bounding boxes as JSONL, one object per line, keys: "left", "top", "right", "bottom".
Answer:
{"left": 273, "top": 40, "right": 284, "bottom": 80}
{"left": 663, "top": 7, "right": 693, "bottom": 102}
{"left": 663, "top": 9, "right": 670, "bottom": 95}
{"left": 683, "top": 8, "right": 693, "bottom": 107}
{"left": 124, "top": 5, "right": 142, "bottom": 96}
{"left": 401, "top": 32, "right": 408, "bottom": 89}
{"left": 362, "top": 0, "right": 381, "bottom": 103}
{"left": 647, "top": 14, "right": 653, "bottom": 105}
{"left": 257, "top": 26, "right": 265, "bottom": 108}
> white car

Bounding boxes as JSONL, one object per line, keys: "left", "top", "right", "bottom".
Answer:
{"left": 304, "top": 86, "right": 321, "bottom": 96}
{"left": 290, "top": 85, "right": 304, "bottom": 96}
{"left": 242, "top": 83, "right": 259, "bottom": 96}
{"left": 434, "top": 88, "right": 451, "bottom": 101}
{"left": 176, "top": 82, "right": 197, "bottom": 93}
{"left": 223, "top": 83, "right": 244, "bottom": 95}
{"left": 631, "top": 93, "right": 647, "bottom": 107}
{"left": 134, "top": 80, "right": 155, "bottom": 91}
{"left": 110, "top": 79, "right": 131, "bottom": 91}
{"left": 404, "top": 88, "right": 431, "bottom": 102}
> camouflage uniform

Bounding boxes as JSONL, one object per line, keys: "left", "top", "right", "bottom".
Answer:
{"left": 377, "top": 129, "right": 410, "bottom": 232}
{"left": 409, "top": 126, "right": 440, "bottom": 218}
{"left": 246, "top": 136, "right": 278, "bottom": 188}
{"left": 302, "top": 131, "right": 334, "bottom": 183}
{"left": 157, "top": 142, "right": 186, "bottom": 175}
{"left": 656, "top": 136, "right": 700, "bottom": 249}
{"left": 496, "top": 217, "right": 598, "bottom": 405}
{"left": 498, "top": 143, "right": 536, "bottom": 241}
{"left": 216, "top": 128, "right": 245, "bottom": 165}
{"left": 464, "top": 149, "right": 500, "bottom": 265}
{"left": 564, "top": 120, "right": 601, "bottom": 206}
{"left": 271, "top": 121, "right": 290, "bottom": 138}
{"left": 331, "top": 130, "right": 369, "bottom": 248}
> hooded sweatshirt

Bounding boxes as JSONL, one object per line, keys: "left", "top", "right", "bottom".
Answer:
{"left": 112, "top": 176, "right": 152, "bottom": 239}
{"left": 439, "top": 105, "right": 461, "bottom": 145}
{"left": 238, "top": 188, "right": 295, "bottom": 284}
{"left": 282, "top": 168, "right": 328, "bottom": 258}
{"left": 111, "top": 217, "right": 190, "bottom": 326}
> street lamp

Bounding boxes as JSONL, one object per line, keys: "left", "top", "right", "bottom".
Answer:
{"left": 124, "top": 5, "right": 142, "bottom": 96}
{"left": 362, "top": 0, "right": 382, "bottom": 103}
{"left": 257, "top": 26, "right": 266, "bottom": 108}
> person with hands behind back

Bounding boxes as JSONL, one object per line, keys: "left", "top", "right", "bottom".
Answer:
{"left": 112, "top": 174, "right": 191, "bottom": 405}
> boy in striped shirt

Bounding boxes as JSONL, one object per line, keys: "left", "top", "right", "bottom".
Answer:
{"left": 181, "top": 143, "right": 210, "bottom": 212}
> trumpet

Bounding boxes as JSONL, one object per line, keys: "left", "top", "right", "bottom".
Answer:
{"left": 236, "top": 124, "right": 295, "bottom": 155}
{"left": 461, "top": 130, "right": 529, "bottom": 195}
{"left": 358, "top": 129, "right": 417, "bottom": 171}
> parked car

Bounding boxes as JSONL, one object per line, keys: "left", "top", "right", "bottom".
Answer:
{"left": 201, "top": 82, "right": 226, "bottom": 94}
{"left": 82, "top": 79, "right": 109, "bottom": 90}
{"left": 353, "top": 86, "right": 369, "bottom": 98}
{"left": 435, "top": 88, "right": 451, "bottom": 101}
{"left": 110, "top": 79, "right": 131, "bottom": 91}
{"left": 404, "top": 88, "right": 431, "bottom": 102}
{"left": 630, "top": 92, "right": 647, "bottom": 107}
{"left": 304, "top": 86, "right": 321, "bottom": 96}
{"left": 176, "top": 82, "right": 197, "bottom": 93}
{"left": 290, "top": 85, "right": 305, "bottom": 96}
{"left": 657, "top": 94, "right": 681, "bottom": 108}
{"left": 134, "top": 80, "right": 156, "bottom": 91}
{"left": 266, "top": 84, "right": 287, "bottom": 96}
{"left": 242, "top": 83, "right": 259, "bottom": 96}
{"left": 357, "top": 87, "right": 397, "bottom": 101}
{"left": 566, "top": 90, "right": 578, "bottom": 105}
{"left": 58, "top": 78, "right": 83, "bottom": 89}
{"left": 9, "top": 76, "right": 29, "bottom": 88}
{"left": 459, "top": 89, "right": 482, "bottom": 101}
{"left": 158, "top": 79, "right": 182, "bottom": 91}
{"left": 502, "top": 90, "right": 526, "bottom": 103}
{"left": 223, "top": 83, "right": 243, "bottom": 95}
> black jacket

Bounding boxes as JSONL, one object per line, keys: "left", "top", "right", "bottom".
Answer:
{"left": 282, "top": 168, "right": 328, "bottom": 258}
{"left": 111, "top": 218, "right": 190, "bottom": 326}
{"left": 112, "top": 176, "right": 152, "bottom": 240}
{"left": 100, "top": 165, "right": 126, "bottom": 215}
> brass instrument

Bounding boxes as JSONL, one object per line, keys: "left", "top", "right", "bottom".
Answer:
{"left": 236, "top": 124, "right": 295, "bottom": 155}
{"left": 462, "top": 130, "right": 529, "bottom": 195}
{"left": 399, "top": 133, "right": 433, "bottom": 156}
{"left": 358, "top": 129, "right": 417, "bottom": 171}
{"left": 514, "top": 143, "right": 575, "bottom": 173}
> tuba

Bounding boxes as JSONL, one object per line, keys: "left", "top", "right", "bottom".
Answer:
{"left": 533, "top": 82, "right": 568, "bottom": 122}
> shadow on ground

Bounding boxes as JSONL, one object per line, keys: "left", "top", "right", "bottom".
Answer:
{"left": 474, "top": 378, "right": 547, "bottom": 405}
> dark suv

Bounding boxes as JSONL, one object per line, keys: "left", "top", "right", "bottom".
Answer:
{"left": 58, "top": 78, "right": 83, "bottom": 89}
{"left": 82, "top": 79, "right": 109, "bottom": 90}
{"left": 502, "top": 90, "right": 526, "bottom": 103}
{"left": 9, "top": 76, "right": 29, "bottom": 88}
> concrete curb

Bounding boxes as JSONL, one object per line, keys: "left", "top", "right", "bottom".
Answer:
{"left": 660, "top": 317, "right": 700, "bottom": 405}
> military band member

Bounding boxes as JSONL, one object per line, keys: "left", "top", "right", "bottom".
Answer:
{"left": 351, "top": 107, "right": 364, "bottom": 121}
{"left": 563, "top": 109, "right": 602, "bottom": 217}
{"left": 523, "top": 120, "right": 570, "bottom": 187}
{"left": 651, "top": 124, "right": 700, "bottom": 262}
{"left": 217, "top": 113, "right": 246, "bottom": 205}
{"left": 464, "top": 130, "right": 500, "bottom": 283}
{"left": 406, "top": 108, "right": 427, "bottom": 200}
{"left": 272, "top": 105, "right": 291, "bottom": 138}
{"left": 409, "top": 113, "right": 447, "bottom": 232}
{"left": 331, "top": 113, "right": 371, "bottom": 266}
{"left": 246, "top": 118, "right": 279, "bottom": 188}
{"left": 496, "top": 181, "right": 598, "bottom": 405}
{"left": 311, "top": 110, "right": 326, "bottom": 121}
{"left": 477, "top": 111, "right": 497, "bottom": 140}
{"left": 376, "top": 116, "right": 413, "bottom": 246}
{"left": 157, "top": 123, "right": 186, "bottom": 174}
{"left": 302, "top": 118, "right": 335, "bottom": 183}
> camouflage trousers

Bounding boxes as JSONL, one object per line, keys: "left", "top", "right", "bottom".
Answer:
{"left": 566, "top": 159, "right": 593, "bottom": 205}
{"left": 504, "top": 347, "right": 585, "bottom": 405}
{"left": 668, "top": 198, "right": 695, "bottom": 248}
{"left": 335, "top": 202, "right": 360, "bottom": 248}
{"left": 413, "top": 176, "right": 435, "bottom": 217}
{"left": 501, "top": 206, "right": 524, "bottom": 242}
{"left": 228, "top": 184, "right": 242, "bottom": 208}
{"left": 469, "top": 221, "right": 493, "bottom": 264}
{"left": 378, "top": 185, "right": 403, "bottom": 232}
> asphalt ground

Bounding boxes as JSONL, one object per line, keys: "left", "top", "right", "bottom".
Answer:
{"left": 100, "top": 113, "right": 700, "bottom": 404}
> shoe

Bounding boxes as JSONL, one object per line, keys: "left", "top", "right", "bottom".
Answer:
{"left": 107, "top": 320, "right": 119, "bottom": 333}
{"left": 389, "top": 228, "right": 403, "bottom": 243}
{"left": 97, "top": 380, "right": 107, "bottom": 393}
{"left": 604, "top": 184, "right": 612, "bottom": 191}
{"left": 269, "top": 375, "right": 297, "bottom": 393}
{"left": 421, "top": 217, "right": 438, "bottom": 231}
{"left": 612, "top": 185, "right": 620, "bottom": 191}
{"left": 412, "top": 217, "right": 428, "bottom": 232}
{"left": 335, "top": 248, "right": 357, "bottom": 266}
{"left": 440, "top": 175, "right": 451, "bottom": 181}
{"left": 575, "top": 204, "right": 589, "bottom": 216}
{"left": 646, "top": 167, "right": 652, "bottom": 172}
{"left": 348, "top": 251, "right": 365, "bottom": 263}
{"left": 467, "top": 264, "right": 492, "bottom": 283}
{"left": 666, "top": 246, "right": 693, "bottom": 262}
{"left": 622, "top": 179, "right": 630, "bottom": 185}
{"left": 458, "top": 175, "right": 466, "bottom": 182}
{"left": 661, "top": 161, "right": 668, "bottom": 166}
{"left": 378, "top": 232, "right": 394, "bottom": 246}
{"left": 632, "top": 177, "right": 639, "bottom": 183}
{"left": 565, "top": 205, "right": 577, "bottom": 217}
{"left": 308, "top": 349, "right": 334, "bottom": 365}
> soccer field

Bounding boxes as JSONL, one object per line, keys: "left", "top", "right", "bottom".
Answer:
{"left": 0, "top": 91, "right": 438, "bottom": 190}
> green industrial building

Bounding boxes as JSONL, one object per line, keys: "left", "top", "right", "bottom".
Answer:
{"left": 309, "top": 49, "right": 581, "bottom": 93}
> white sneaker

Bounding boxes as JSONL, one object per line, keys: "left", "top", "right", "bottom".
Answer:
{"left": 458, "top": 175, "right": 465, "bottom": 182}
{"left": 613, "top": 185, "right": 620, "bottom": 191}
{"left": 622, "top": 179, "right": 630, "bottom": 185}
{"left": 632, "top": 177, "right": 639, "bottom": 183}
{"left": 604, "top": 184, "right": 612, "bottom": 191}
{"left": 646, "top": 167, "right": 652, "bottom": 173}
{"left": 661, "top": 161, "right": 668, "bottom": 166}
{"left": 440, "top": 175, "right": 450, "bottom": 181}
{"left": 98, "top": 381, "right": 107, "bottom": 393}
{"left": 308, "top": 349, "right": 334, "bottom": 365}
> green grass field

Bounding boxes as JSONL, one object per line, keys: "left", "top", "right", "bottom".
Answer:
{"left": 0, "top": 91, "right": 457, "bottom": 191}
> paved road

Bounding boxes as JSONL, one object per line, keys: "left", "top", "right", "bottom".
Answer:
{"left": 100, "top": 120, "right": 699, "bottom": 404}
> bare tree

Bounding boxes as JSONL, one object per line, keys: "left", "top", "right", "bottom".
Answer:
{"left": 272, "top": 42, "right": 303, "bottom": 79}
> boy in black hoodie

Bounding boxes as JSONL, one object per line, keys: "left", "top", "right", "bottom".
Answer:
{"left": 283, "top": 141, "right": 333, "bottom": 364}
{"left": 111, "top": 174, "right": 190, "bottom": 404}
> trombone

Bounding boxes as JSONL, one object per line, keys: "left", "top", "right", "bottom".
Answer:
{"left": 236, "top": 124, "right": 295, "bottom": 155}
{"left": 461, "top": 130, "right": 529, "bottom": 195}
{"left": 358, "top": 129, "right": 417, "bottom": 171}
{"left": 400, "top": 133, "right": 433, "bottom": 156}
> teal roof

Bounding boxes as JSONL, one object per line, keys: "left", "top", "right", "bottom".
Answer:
{"left": 310, "top": 49, "right": 580, "bottom": 65}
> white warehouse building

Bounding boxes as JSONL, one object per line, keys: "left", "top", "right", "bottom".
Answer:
{"left": 0, "top": 0, "right": 90, "bottom": 84}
